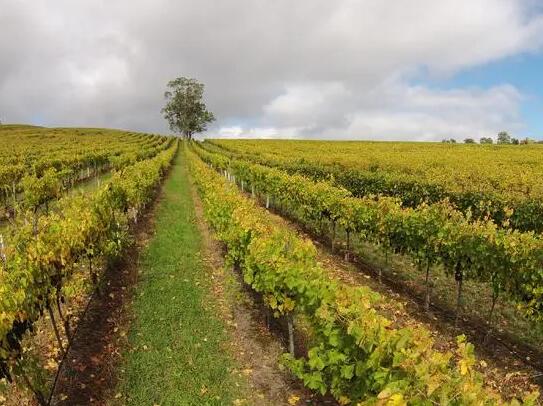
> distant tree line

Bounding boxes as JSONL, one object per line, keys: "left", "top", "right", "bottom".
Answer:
{"left": 442, "top": 131, "right": 541, "bottom": 145}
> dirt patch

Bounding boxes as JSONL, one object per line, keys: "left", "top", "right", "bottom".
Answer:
{"left": 189, "top": 177, "right": 337, "bottom": 406}
{"left": 49, "top": 194, "right": 159, "bottom": 405}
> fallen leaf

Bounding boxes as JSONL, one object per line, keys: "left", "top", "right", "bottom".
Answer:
{"left": 288, "top": 394, "right": 300, "bottom": 405}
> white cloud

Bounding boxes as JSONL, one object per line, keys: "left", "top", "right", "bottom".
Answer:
{"left": 265, "top": 83, "right": 348, "bottom": 118}
{"left": 216, "top": 126, "right": 244, "bottom": 138}
{"left": 0, "top": 0, "right": 542, "bottom": 139}
{"left": 340, "top": 82, "right": 524, "bottom": 141}
{"left": 228, "top": 81, "right": 523, "bottom": 141}
{"left": 215, "top": 126, "right": 300, "bottom": 140}
{"left": 262, "top": 82, "right": 352, "bottom": 132}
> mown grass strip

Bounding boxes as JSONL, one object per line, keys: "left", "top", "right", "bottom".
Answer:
{"left": 118, "top": 148, "right": 242, "bottom": 405}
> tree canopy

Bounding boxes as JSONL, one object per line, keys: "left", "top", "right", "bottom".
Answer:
{"left": 161, "top": 77, "right": 215, "bottom": 139}
{"left": 480, "top": 137, "right": 494, "bottom": 144}
{"left": 497, "top": 131, "right": 511, "bottom": 144}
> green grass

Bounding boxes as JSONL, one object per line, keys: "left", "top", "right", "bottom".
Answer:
{"left": 117, "top": 149, "right": 243, "bottom": 405}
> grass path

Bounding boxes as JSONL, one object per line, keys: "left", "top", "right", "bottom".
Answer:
{"left": 117, "top": 149, "right": 244, "bottom": 405}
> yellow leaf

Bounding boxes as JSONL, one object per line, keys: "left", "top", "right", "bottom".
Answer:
{"left": 459, "top": 360, "right": 468, "bottom": 376}
{"left": 288, "top": 395, "right": 300, "bottom": 405}
{"left": 388, "top": 393, "right": 406, "bottom": 406}
{"left": 338, "top": 395, "right": 351, "bottom": 405}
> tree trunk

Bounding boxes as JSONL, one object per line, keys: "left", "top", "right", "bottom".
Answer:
{"left": 57, "top": 292, "right": 72, "bottom": 344}
{"left": 484, "top": 290, "right": 499, "bottom": 343}
{"left": 20, "top": 369, "right": 47, "bottom": 406}
{"left": 47, "top": 304, "right": 66, "bottom": 358}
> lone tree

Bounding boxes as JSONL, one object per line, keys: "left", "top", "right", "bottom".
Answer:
{"left": 464, "top": 138, "right": 475, "bottom": 144}
{"left": 161, "top": 77, "right": 215, "bottom": 140}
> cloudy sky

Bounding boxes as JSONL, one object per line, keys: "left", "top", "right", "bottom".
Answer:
{"left": 1, "top": 0, "right": 543, "bottom": 141}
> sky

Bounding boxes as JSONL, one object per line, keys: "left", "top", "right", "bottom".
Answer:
{"left": 1, "top": 0, "right": 543, "bottom": 141}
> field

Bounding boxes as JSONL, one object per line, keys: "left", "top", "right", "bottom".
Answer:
{"left": 193, "top": 139, "right": 543, "bottom": 403}
{"left": 206, "top": 139, "right": 543, "bottom": 233}
{"left": 199, "top": 140, "right": 543, "bottom": 330}
{"left": 1, "top": 128, "right": 542, "bottom": 405}
{"left": 0, "top": 126, "right": 171, "bottom": 223}
{"left": 206, "top": 140, "right": 543, "bottom": 195}
{"left": 0, "top": 126, "right": 177, "bottom": 404}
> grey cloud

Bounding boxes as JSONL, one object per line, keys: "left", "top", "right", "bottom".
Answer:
{"left": 0, "top": 0, "right": 542, "bottom": 139}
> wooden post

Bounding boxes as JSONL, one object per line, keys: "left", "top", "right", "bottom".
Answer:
{"left": 12, "top": 181, "right": 16, "bottom": 216}
{"left": 0, "top": 234, "right": 6, "bottom": 266}
{"left": 287, "top": 314, "right": 295, "bottom": 356}
{"left": 454, "top": 263, "right": 463, "bottom": 327}
{"left": 345, "top": 230, "right": 350, "bottom": 261}
{"left": 424, "top": 260, "right": 431, "bottom": 312}
{"left": 331, "top": 220, "right": 336, "bottom": 251}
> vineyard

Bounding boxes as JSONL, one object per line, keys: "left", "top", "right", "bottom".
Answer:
{"left": 0, "top": 126, "right": 171, "bottom": 223}
{"left": 205, "top": 140, "right": 543, "bottom": 233}
{"left": 197, "top": 140, "right": 543, "bottom": 320}
{"left": 1, "top": 128, "right": 542, "bottom": 405}
{"left": 0, "top": 126, "right": 177, "bottom": 404}
{"left": 188, "top": 139, "right": 543, "bottom": 404}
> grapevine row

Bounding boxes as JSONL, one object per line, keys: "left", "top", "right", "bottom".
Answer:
{"left": 204, "top": 140, "right": 543, "bottom": 233}
{"left": 1, "top": 130, "right": 173, "bottom": 221}
{"left": 187, "top": 145, "right": 539, "bottom": 405}
{"left": 193, "top": 143, "right": 543, "bottom": 322}
{"left": 0, "top": 141, "right": 178, "bottom": 398}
